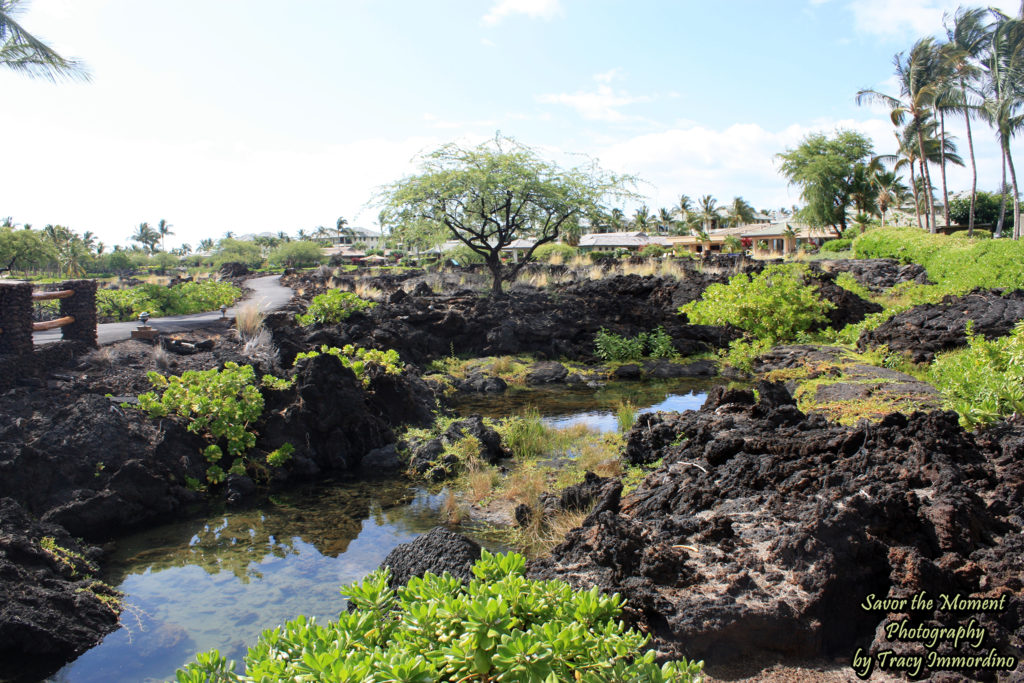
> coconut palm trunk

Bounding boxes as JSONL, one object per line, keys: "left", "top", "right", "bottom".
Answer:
{"left": 962, "top": 80, "right": 979, "bottom": 235}
{"left": 909, "top": 164, "right": 923, "bottom": 230}
{"left": 916, "top": 127, "right": 938, "bottom": 232}
{"left": 939, "top": 110, "right": 950, "bottom": 229}
{"left": 997, "top": 152, "right": 1007, "bottom": 237}
{"left": 1006, "top": 138, "right": 1022, "bottom": 239}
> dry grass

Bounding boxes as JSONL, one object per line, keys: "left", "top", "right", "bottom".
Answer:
{"left": 547, "top": 252, "right": 565, "bottom": 266}
{"left": 234, "top": 302, "right": 264, "bottom": 341}
{"left": 512, "top": 507, "right": 589, "bottom": 558}
{"left": 489, "top": 356, "right": 514, "bottom": 375}
{"left": 466, "top": 465, "right": 499, "bottom": 503}
{"left": 500, "top": 462, "right": 548, "bottom": 509}
{"left": 441, "top": 490, "right": 467, "bottom": 524}
{"left": 620, "top": 259, "right": 690, "bottom": 279}
{"left": 354, "top": 282, "right": 385, "bottom": 301}
{"left": 84, "top": 346, "right": 116, "bottom": 370}
{"left": 151, "top": 344, "right": 171, "bottom": 371}
{"left": 568, "top": 254, "right": 590, "bottom": 269}
{"left": 243, "top": 328, "right": 279, "bottom": 365}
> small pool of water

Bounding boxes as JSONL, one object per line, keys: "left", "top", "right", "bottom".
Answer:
{"left": 50, "top": 480, "right": 459, "bottom": 683}
{"left": 50, "top": 378, "right": 721, "bottom": 682}
{"left": 454, "top": 378, "right": 719, "bottom": 433}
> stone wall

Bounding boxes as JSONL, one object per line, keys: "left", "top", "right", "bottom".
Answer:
{"left": 0, "top": 281, "right": 33, "bottom": 356}
{"left": 0, "top": 341, "right": 79, "bottom": 391}
{"left": 60, "top": 279, "right": 98, "bottom": 347}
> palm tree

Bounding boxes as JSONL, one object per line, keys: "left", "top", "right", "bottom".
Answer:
{"left": 132, "top": 222, "right": 159, "bottom": 254}
{"left": 198, "top": 238, "right": 214, "bottom": 252}
{"left": 871, "top": 169, "right": 908, "bottom": 227}
{"left": 632, "top": 205, "right": 650, "bottom": 232}
{"left": 657, "top": 207, "right": 674, "bottom": 234}
{"left": 942, "top": 7, "right": 993, "bottom": 234}
{"left": 0, "top": 0, "right": 90, "bottom": 82}
{"left": 335, "top": 216, "right": 353, "bottom": 244}
{"left": 726, "top": 196, "right": 756, "bottom": 227}
{"left": 979, "top": 11, "right": 1024, "bottom": 238}
{"left": 857, "top": 37, "right": 948, "bottom": 232}
{"left": 696, "top": 194, "right": 719, "bottom": 233}
{"left": 609, "top": 208, "right": 625, "bottom": 232}
{"left": 157, "top": 218, "right": 174, "bottom": 251}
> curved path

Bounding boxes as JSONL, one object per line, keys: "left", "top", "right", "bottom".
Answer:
{"left": 34, "top": 275, "right": 294, "bottom": 346}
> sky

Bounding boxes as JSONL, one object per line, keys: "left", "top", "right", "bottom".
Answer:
{"left": 1, "top": 0, "right": 1020, "bottom": 250}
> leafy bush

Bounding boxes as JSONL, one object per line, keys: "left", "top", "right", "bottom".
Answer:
{"left": 820, "top": 238, "right": 852, "bottom": 253}
{"left": 268, "top": 240, "right": 324, "bottom": 268}
{"left": 947, "top": 191, "right": 1006, "bottom": 226}
{"left": 638, "top": 244, "right": 669, "bottom": 258}
{"left": 447, "top": 244, "right": 486, "bottom": 266}
{"left": 97, "top": 281, "right": 241, "bottom": 321}
{"left": 175, "top": 549, "right": 703, "bottom": 683}
{"left": 297, "top": 289, "right": 377, "bottom": 325}
{"left": 212, "top": 238, "right": 263, "bottom": 267}
{"left": 679, "top": 264, "right": 834, "bottom": 344}
{"left": 931, "top": 321, "right": 1024, "bottom": 428}
{"left": 293, "top": 344, "right": 402, "bottom": 387}
{"left": 532, "top": 242, "right": 577, "bottom": 262}
{"left": 594, "top": 326, "right": 677, "bottom": 362}
{"left": 852, "top": 227, "right": 1024, "bottom": 290}
{"left": 136, "top": 362, "right": 292, "bottom": 483}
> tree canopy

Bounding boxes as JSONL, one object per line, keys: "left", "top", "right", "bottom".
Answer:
{"left": 377, "top": 135, "right": 634, "bottom": 294}
{"left": 776, "top": 130, "right": 874, "bottom": 235}
{"left": 0, "top": 0, "right": 90, "bottom": 82}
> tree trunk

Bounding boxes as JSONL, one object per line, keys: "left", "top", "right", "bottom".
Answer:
{"left": 940, "top": 109, "right": 950, "bottom": 230}
{"left": 997, "top": 149, "right": 1008, "bottom": 238}
{"left": 916, "top": 126, "right": 938, "bottom": 233}
{"left": 487, "top": 257, "right": 505, "bottom": 296}
{"left": 962, "top": 81, "right": 978, "bottom": 236}
{"left": 910, "top": 164, "right": 923, "bottom": 230}
{"left": 1007, "top": 138, "right": 1021, "bottom": 240}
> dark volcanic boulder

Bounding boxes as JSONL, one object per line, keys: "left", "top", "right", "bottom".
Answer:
{"left": 441, "top": 415, "right": 508, "bottom": 465}
{"left": 820, "top": 258, "right": 930, "bottom": 293}
{"left": 0, "top": 392, "right": 203, "bottom": 540}
{"left": 218, "top": 261, "right": 249, "bottom": 278}
{"left": 809, "top": 269, "right": 884, "bottom": 330}
{"left": 529, "top": 385, "right": 1023, "bottom": 676}
{"left": 0, "top": 498, "right": 120, "bottom": 681}
{"left": 525, "top": 361, "right": 568, "bottom": 385}
{"left": 261, "top": 353, "right": 393, "bottom": 472}
{"left": 858, "top": 289, "right": 1024, "bottom": 363}
{"left": 380, "top": 527, "right": 482, "bottom": 588}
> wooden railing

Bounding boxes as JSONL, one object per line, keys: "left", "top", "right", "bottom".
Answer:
{"left": 31, "top": 289, "right": 76, "bottom": 332}
{"left": 0, "top": 280, "right": 98, "bottom": 354}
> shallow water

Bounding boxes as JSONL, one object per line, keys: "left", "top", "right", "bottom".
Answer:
{"left": 454, "top": 378, "right": 719, "bottom": 432}
{"left": 50, "top": 379, "right": 717, "bottom": 682}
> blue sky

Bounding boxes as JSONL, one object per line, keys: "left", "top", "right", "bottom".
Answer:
{"left": 1, "top": 0, "right": 1018, "bottom": 250}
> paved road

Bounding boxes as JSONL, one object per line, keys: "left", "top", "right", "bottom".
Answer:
{"left": 34, "top": 275, "right": 294, "bottom": 346}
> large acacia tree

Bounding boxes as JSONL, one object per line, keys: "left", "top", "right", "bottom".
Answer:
{"left": 378, "top": 136, "right": 633, "bottom": 295}
{"left": 776, "top": 130, "right": 874, "bottom": 236}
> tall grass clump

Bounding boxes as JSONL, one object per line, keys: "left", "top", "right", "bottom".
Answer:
{"left": 234, "top": 302, "right": 264, "bottom": 341}
{"left": 616, "top": 400, "right": 638, "bottom": 432}
{"left": 496, "top": 408, "right": 549, "bottom": 459}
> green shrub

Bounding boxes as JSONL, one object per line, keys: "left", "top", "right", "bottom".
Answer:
{"left": 820, "top": 238, "right": 852, "bottom": 253}
{"left": 594, "top": 326, "right": 677, "bottom": 362}
{"left": 834, "top": 272, "right": 873, "bottom": 300}
{"left": 268, "top": 240, "right": 324, "bottom": 268}
{"left": 212, "top": 238, "right": 263, "bottom": 267}
{"left": 532, "top": 242, "right": 577, "bottom": 262}
{"left": 931, "top": 321, "right": 1024, "bottom": 428}
{"left": 136, "top": 362, "right": 293, "bottom": 483}
{"left": 638, "top": 244, "right": 669, "bottom": 258}
{"left": 293, "top": 344, "right": 402, "bottom": 387}
{"left": 174, "top": 549, "right": 703, "bottom": 683}
{"left": 297, "top": 289, "right": 377, "bottom": 325}
{"left": 96, "top": 281, "right": 241, "bottom": 321}
{"left": 680, "top": 264, "right": 834, "bottom": 344}
{"left": 852, "top": 227, "right": 1024, "bottom": 290}
{"left": 447, "top": 245, "right": 486, "bottom": 266}
{"left": 947, "top": 191, "right": 1006, "bottom": 226}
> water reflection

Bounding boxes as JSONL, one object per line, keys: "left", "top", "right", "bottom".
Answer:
{"left": 51, "top": 481, "right": 447, "bottom": 683}
{"left": 454, "top": 378, "right": 719, "bottom": 432}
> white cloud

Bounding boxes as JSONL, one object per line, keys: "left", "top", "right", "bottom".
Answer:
{"left": 843, "top": 0, "right": 1018, "bottom": 39}
{"left": 481, "top": 0, "right": 562, "bottom": 26}
{"left": 537, "top": 72, "right": 654, "bottom": 122}
{"left": 592, "top": 118, "right": 906, "bottom": 212}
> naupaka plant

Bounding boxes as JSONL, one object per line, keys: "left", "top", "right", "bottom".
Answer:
{"left": 175, "top": 548, "right": 704, "bottom": 682}
{"left": 136, "top": 361, "right": 292, "bottom": 484}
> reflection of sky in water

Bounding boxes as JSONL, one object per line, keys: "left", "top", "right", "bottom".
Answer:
{"left": 543, "top": 390, "right": 708, "bottom": 432}
{"left": 51, "top": 486, "right": 447, "bottom": 683}
{"left": 50, "top": 381, "right": 716, "bottom": 683}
